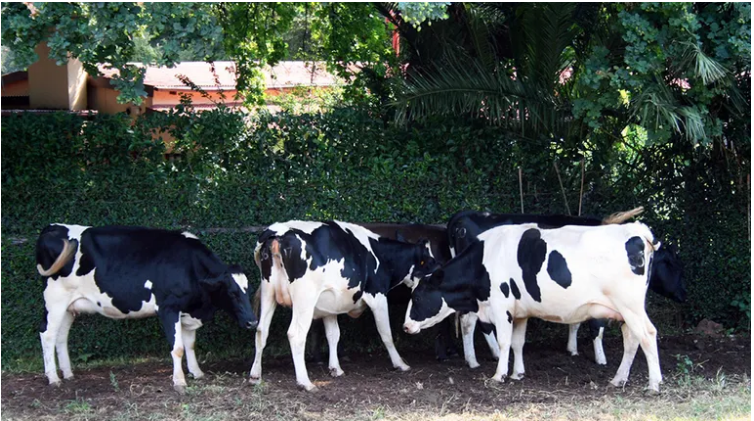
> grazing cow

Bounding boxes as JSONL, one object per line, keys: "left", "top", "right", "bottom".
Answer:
{"left": 36, "top": 224, "right": 258, "bottom": 392}
{"left": 307, "top": 223, "right": 456, "bottom": 363}
{"left": 446, "top": 208, "right": 686, "bottom": 368}
{"left": 250, "top": 220, "right": 439, "bottom": 391}
{"left": 404, "top": 222, "right": 664, "bottom": 392}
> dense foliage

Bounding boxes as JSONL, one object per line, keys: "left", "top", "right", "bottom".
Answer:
{"left": 1, "top": 107, "right": 748, "bottom": 368}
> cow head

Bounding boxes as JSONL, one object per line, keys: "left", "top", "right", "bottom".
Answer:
{"left": 403, "top": 270, "right": 455, "bottom": 334}
{"left": 404, "top": 239, "right": 441, "bottom": 288}
{"left": 202, "top": 265, "right": 258, "bottom": 330}
{"left": 649, "top": 244, "right": 686, "bottom": 303}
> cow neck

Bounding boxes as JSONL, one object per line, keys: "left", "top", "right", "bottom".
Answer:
{"left": 370, "top": 239, "right": 418, "bottom": 290}
{"left": 439, "top": 241, "right": 490, "bottom": 312}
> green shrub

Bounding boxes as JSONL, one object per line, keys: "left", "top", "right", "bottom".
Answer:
{"left": 1, "top": 107, "right": 748, "bottom": 369}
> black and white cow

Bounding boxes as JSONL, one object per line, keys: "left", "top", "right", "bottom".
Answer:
{"left": 404, "top": 222, "right": 665, "bottom": 392}
{"left": 249, "top": 220, "right": 439, "bottom": 391}
{"left": 306, "top": 222, "right": 456, "bottom": 363}
{"left": 446, "top": 208, "right": 685, "bottom": 368}
{"left": 36, "top": 224, "right": 258, "bottom": 392}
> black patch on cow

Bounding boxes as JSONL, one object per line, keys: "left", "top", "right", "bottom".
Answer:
{"left": 625, "top": 236, "right": 645, "bottom": 275}
{"left": 506, "top": 311, "right": 513, "bottom": 324}
{"left": 516, "top": 229, "right": 547, "bottom": 302}
{"left": 509, "top": 278, "right": 521, "bottom": 300}
{"left": 409, "top": 241, "right": 490, "bottom": 323}
{"left": 546, "top": 250, "right": 572, "bottom": 289}
{"left": 97, "top": 301, "right": 101, "bottom": 307}
{"left": 479, "top": 321, "right": 495, "bottom": 335}
{"left": 352, "top": 290, "right": 363, "bottom": 303}
{"left": 500, "top": 282, "right": 510, "bottom": 298}
{"left": 38, "top": 308, "right": 48, "bottom": 333}
{"left": 258, "top": 231, "right": 276, "bottom": 281}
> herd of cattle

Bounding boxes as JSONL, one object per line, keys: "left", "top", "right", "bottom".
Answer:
{"left": 34, "top": 207, "right": 685, "bottom": 394}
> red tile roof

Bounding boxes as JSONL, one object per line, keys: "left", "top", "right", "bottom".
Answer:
{"left": 97, "top": 61, "right": 340, "bottom": 91}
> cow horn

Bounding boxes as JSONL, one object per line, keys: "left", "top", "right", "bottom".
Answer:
{"left": 602, "top": 206, "right": 644, "bottom": 225}
{"left": 37, "top": 239, "right": 77, "bottom": 277}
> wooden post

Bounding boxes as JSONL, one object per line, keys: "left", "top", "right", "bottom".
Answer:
{"left": 578, "top": 158, "right": 585, "bottom": 216}
{"left": 518, "top": 166, "right": 524, "bottom": 214}
{"left": 553, "top": 161, "right": 571, "bottom": 215}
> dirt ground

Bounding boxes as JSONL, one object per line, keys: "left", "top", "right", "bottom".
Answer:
{"left": 2, "top": 333, "right": 750, "bottom": 420}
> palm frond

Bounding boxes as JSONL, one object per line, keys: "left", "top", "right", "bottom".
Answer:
{"left": 631, "top": 81, "right": 709, "bottom": 143}
{"left": 394, "top": 57, "right": 570, "bottom": 138}
{"left": 674, "top": 41, "right": 729, "bottom": 85}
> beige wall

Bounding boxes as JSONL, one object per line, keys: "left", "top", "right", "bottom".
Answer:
{"left": 88, "top": 82, "right": 152, "bottom": 116}
{"left": 28, "top": 43, "right": 87, "bottom": 110}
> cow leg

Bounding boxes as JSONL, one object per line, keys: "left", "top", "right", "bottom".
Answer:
{"left": 479, "top": 321, "right": 500, "bottom": 360}
{"left": 510, "top": 318, "right": 527, "bottom": 380}
{"left": 249, "top": 281, "right": 277, "bottom": 384}
{"left": 460, "top": 312, "right": 480, "bottom": 369}
{"left": 491, "top": 313, "right": 514, "bottom": 383}
{"left": 610, "top": 322, "right": 639, "bottom": 388}
{"left": 39, "top": 301, "right": 68, "bottom": 386}
{"left": 159, "top": 310, "right": 187, "bottom": 393}
{"left": 589, "top": 319, "right": 607, "bottom": 365}
{"left": 55, "top": 311, "right": 76, "bottom": 380}
{"left": 181, "top": 322, "right": 204, "bottom": 380}
{"left": 288, "top": 299, "right": 316, "bottom": 391}
{"left": 364, "top": 294, "right": 410, "bottom": 371}
{"left": 567, "top": 323, "right": 580, "bottom": 356}
{"left": 322, "top": 315, "right": 344, "bottom": 377}
{"left": 612, "top": 307, "right": 662, "bottom": 392}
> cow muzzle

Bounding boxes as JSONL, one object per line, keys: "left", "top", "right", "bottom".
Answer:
{"left": 246, "top": 320, "right": 259, "bottom": 330}
{"left": 403, "top": 321, "right": 421, "bottom": 335}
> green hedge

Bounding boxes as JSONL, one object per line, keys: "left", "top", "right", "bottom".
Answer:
{"left": 1, "top": 108, "right": 749, "bottom": 369}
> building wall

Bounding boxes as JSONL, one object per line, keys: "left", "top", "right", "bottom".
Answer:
{"left": 88, "top": 83, "right": 152, "bottom": 116}
{"left": 152, "top": 90, "right": 238, "bottom": 106}
{"left": 1, "top": 80, "right": 29, "bottom": 97}
{"left": 28, "top": 43, "right": 86, "bottom": 110}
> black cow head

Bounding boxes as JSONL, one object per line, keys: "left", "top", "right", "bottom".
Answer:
{"left": 649, "top": 244, "right": 686, "bottom": 303}
{"left": 403, "top": 270, "right": 455, "bottom": 334}
{"left": 405, "top": 239, "right": 441, "bottom": 288}
{"left": 202, "top": 264, "right": 258, "bottom": 330}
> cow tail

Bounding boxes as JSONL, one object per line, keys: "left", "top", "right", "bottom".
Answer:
{"left": 602, "top": 206, "right": 644, "bottom": 225}
{"left": 37, "top": 239, "right": 77, "bottom": 276}
{"left": 252, "top": 286, "right": 263, "bottom": 318}
{"left": 270, "top": 238, "right": 293, "bottom": 307}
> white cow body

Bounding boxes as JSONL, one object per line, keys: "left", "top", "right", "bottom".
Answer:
{"left": 405, "top": 222, "right": 663, "bottom": 392}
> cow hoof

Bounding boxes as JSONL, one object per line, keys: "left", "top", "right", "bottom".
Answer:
{"left": 511, "top": 372, "right": 524, "bottom": 380}
{"left": 49, "top": 380, "right": 62, "bottom": 388}
{"left": 329, "top": 367, "right": 344, "bottom": 377}
{"left": 173, "top": 384, "right": 187, "bottom": 395}
{"left": 63, "top": 372, "right": 74, "bottom": 380}
{"left": 595, "top": 359, "right": 607, "bottom": 366}
{"left": 569, "top": 351, "right": 579, "bottom": 357}
{"left": 300, "top": 383, "right": 318, "bottom": 392}
{"left": 396, "top": 364, "right": 411, "bottom": 372}
{"left": 467, "top": 361, "right": 481, "bottom": 369}
{"left": 644, "top": 387, "right": 661, "bottom": 396}
{"left": 248, "top": 376, "right": 262, "bottom": 385}
{"left": 610, "top": 378, "right": 627, "bottom": 388}
{"left": 491, "top": 375, "right": 506, "bottom": 383}
{"left": 190, "top": 371, "right": 205, "bottom": 380}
